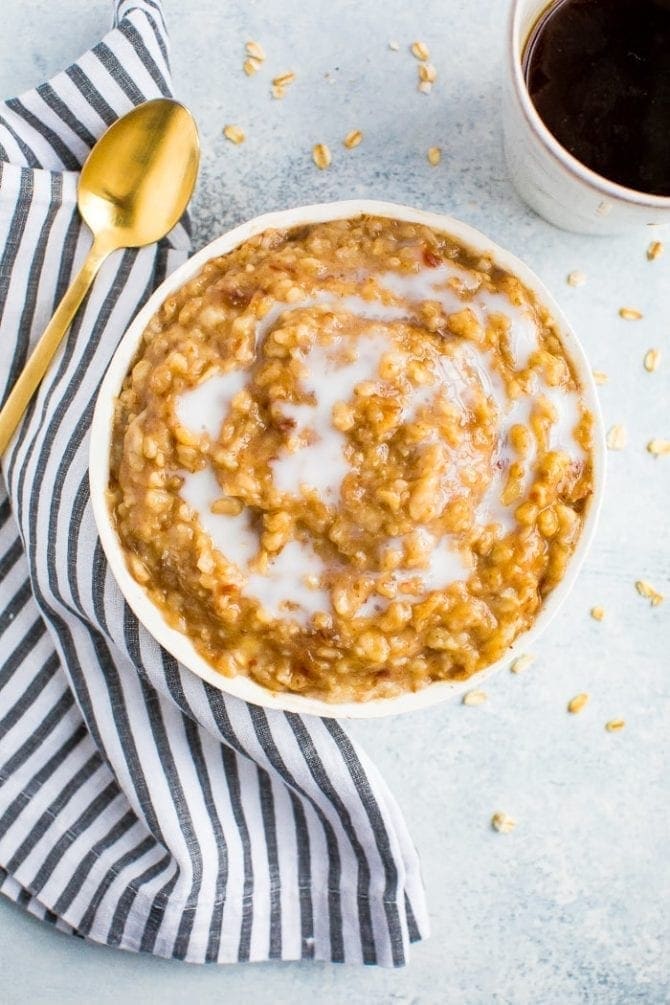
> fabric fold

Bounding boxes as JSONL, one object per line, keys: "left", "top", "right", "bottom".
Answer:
{"left": 0, "top": 0, "right": 428, "bottom": 965}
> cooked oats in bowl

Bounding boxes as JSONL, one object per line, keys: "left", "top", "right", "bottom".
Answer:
{"left": 99, "top": 203, "right": 603, "bottom": 709}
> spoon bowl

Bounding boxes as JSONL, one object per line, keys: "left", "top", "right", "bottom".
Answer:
{"left": 79, "top": 99, "right": 200, "bottom": 248}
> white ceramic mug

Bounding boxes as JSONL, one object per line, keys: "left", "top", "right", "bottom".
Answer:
{"left": 503, "top": 0, "right": 670, "bottom": 234}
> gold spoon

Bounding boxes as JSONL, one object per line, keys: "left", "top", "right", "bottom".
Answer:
{"left": 0, "top": 98, "right": 199, "bottom": 455}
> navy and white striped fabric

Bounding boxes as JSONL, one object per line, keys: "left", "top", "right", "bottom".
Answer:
{"left": 0, "top": 0, "right": 428, "bottom": 964}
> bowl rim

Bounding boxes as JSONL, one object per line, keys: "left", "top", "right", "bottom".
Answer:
{"left": 89, "top": 198, "right": 606, "bottom": 719}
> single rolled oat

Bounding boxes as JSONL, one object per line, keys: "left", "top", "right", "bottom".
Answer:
{"left": 223, "top": 124, "right": 245, "bottom": 145}
{"left": 647, "top": 438, "right": 670, "bottom": 457}
{"left": 419, "top": 63, "right": 437, "bottom": 84}
{"left": 312, "top": 143, "right": 331, "bottom": 169}
{"left": 647, "top": 240, "right": 663, "bottom": 261}
{"left": 491, "top": 812, "right": 516, "bottom": 834}
{"left": 644, "top": 348, "right": 661, "bottom": 372}
{"left": 271, "top": 70, "right": 296, "bottom": 101}
{"left": 606, "top": 425, "right": 627, "bottom": 451}
{"left": 243, "top": 58, "right": 261, "bottom": 76}
{"left": 567, "top": 693, "right": 589, "bottom": 714}
{"left": 510, "top": 653, "right": 535, "bottom": 674}
{"left": 245, "top": 40, "right": 266, "bottom": 61}
{"left": 463, "top": 689, "right": 488, "bottom": 706}
{"left": 635, "top": 580, "right": 664, "bottom": 606}
{"left": 410, "top": 41, "right": 430, "bottom": 61}
{"left": 343, "top": 130, "right": 363, "bottom": 149}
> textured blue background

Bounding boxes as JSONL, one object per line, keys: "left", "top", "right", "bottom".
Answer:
{"left": 0, "top": 1, "right": 668, "bottom": 1001}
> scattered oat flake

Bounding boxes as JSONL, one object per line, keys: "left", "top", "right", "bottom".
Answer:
{"left": 491, "top": 812, "right": 516, "bottom": 834}
{"left": 427, "top": 146, "right": 441, "bottom": 166}
{"left": 635, "top": 579, "right": 664, "bottom": 606}
{"left": 647, "top": 240, "right": 663, "bottom": 261}
{"left": 419, "top": 62, "right": 437, "bottom": 83}
{"left": 463, "top": 689, "right": 487, "bottom": 706}
{"left": 312, "top": 143, "right": 331, "bottom": 169}
{"left": 418, "top": 81, "right": 433, "bottom": 95}
{"left": 245, "top": 40, "right": 266, "bottom": 61}
{"left": 590, "top": 606, "right": 605, "bottom": 621}
{"left": 605, "top": 719, "right": 625, "bottom": 732}
{"left": 644, "top": 348, "right": 661, "bottom": 372}
{"left": 223, "top": 124, "right": 245, "bottom": 145}
{"left": 511, "top": 653, "right": 534, "bottom": 674}
{"left": 566, "top": 269, "right": 586, "bottom": 287}
{"left": 567, "top": 693, "right": 589, "bottom": 714}
{"left": 411, "top": 41, "right": 430, "bottom": 61}
{"left": 619, "top": 306, "right": 643, "bottom": 320}
{"left": 606, "top": 424, "right": 627, "bottom": 451}
{"left": 272, "top": 71, "right": 295, "bottom": 88}
{"left": 389, "top": 40, "right": 400, "bottom": 51}
{"left": 271, "top": 72, "right": 296, "bottom": 99}
{"left": 647, "top": 438, "right": 670, "bottom": 457}
{"left": 243, "top": 58, "right": 261, "bottom": 76}
{"left": 343, "top": 129, "right": 363, "bottom": 149}
{"left": 592, "top": 370, "right": 609, "bottom": 385}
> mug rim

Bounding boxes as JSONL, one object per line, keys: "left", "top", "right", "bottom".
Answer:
{"left": 508, "top": 0, "right": 670, "bottom": 211}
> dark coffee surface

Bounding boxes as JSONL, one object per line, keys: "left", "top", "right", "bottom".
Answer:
{"left": 524, "top": 0, "right": 670, "bottom": 196}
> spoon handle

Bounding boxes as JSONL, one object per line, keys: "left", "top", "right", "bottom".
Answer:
{"left": 0, "top": 235, "right": 113, "bottom": 456}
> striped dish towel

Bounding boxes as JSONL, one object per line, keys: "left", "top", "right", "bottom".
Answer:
{"left": 0, "top": 0, "right": 428, "bottom": 965}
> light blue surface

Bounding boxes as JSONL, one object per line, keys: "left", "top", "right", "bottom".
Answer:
{"left": 1, "top": 1, "right": 669, "bottom": 1002}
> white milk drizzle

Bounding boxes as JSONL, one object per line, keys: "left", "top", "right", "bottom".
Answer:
{"left": 174, "top": 261, "right": 586, "bottom": 617}
{"left": 179, "top": 467, "right": 328, "bottom": 624}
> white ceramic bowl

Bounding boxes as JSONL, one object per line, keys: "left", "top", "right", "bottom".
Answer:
{"left": 90, "top": 200, "right": 606, "bottom": 718}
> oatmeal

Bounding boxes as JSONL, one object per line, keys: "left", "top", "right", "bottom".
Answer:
{"left": 108, "top": 216, "right": 594, "bottom": 702}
